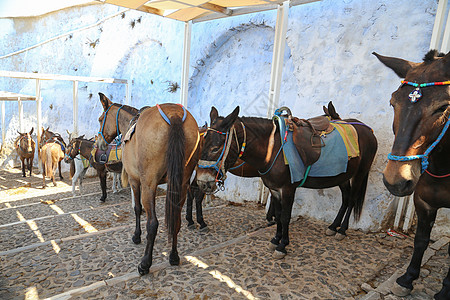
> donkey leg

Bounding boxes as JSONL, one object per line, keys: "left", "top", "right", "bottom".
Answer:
{"left": 42, "top": 162, "right": 46, "bottom": 188}
{"left": 335, "top": 204, "right": 354, "bottom": 240}
{"left": 79, "top": 168, "right": 88, "bottom": 195}
{"left": 269, "top": 191, "right": 282, "bottom": 250}
{"left": 392, "top": 195, "right": 437, "bottom": 296}
{"left": 169, "top": 184, "right": 188, "bottom": 266}
{"left": 273, "top": 190, "right": 295, "bottom": 259}
{"left": 195, "top": 188, "right": 207, "bottom": 230}
{"left": 185, "top": 184, "right": 195, "bottom": 228}
{"left": 28, "top": 157, "right": 33, "bottom": 176}
{"left": 434, "top": 244, "right": 450, "bottom": 300}
{"left": 21, "top": 158, "right": 26, "bottom": 177}
{"left": 58, "top": 160, "right": 64, "bottom": 180}
{"left": 327, "top": 181, "right": 351, "bottom": 236}
{"left": 112, "top": 173, "right": 118, "bottom": 194}
{"left": 98, "top": 168, "right": 107, "bottom": 202}
{"left": 138, "top": 185, "right": 158, "bottom": 275}
{"left": 131, "top": 183, "right": 142, "bottom": 244}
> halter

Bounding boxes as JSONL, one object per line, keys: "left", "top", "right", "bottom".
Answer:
{"left": 18, "top": 134, "right": 34, "bottom": 154}
{"left": 198, "top": 122, "right": 247, "bottom": 183}
{"left": 156, "top": 103, "right": 187, "bottom": 125}
{"left": 388, "top": 80, "right": 450, "bottom": 173}
{"left": 98, "top": 103, "right": 124, "bottom": 145}
{"left": 65, "top": 140, "right": 82, "bottom": 161}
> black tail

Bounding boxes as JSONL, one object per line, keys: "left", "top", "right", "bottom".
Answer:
{"left": 352, "top": 172, "right": 369, "bottom": 222}
{"left": 166, "top": 116, "right": 186, "bottom": 237}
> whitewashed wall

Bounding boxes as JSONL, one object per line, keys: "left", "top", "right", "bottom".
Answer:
{"left": 0, "top": 0, "right": 447, "bottom": 235}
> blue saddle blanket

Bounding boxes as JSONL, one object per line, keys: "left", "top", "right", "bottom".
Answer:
{"left": 275, "top": 116, "right": 348, "bottom": 184}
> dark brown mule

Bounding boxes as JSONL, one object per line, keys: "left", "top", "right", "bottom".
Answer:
{"left": 374, "top": 50, "right": 450, "bottom": 300}
{"left": 65, "top": 135, "right": 123, "bottom": 198}
{"left": 196, "top": 105, "right": 377, "bottom": 259}
{"left": 95, "top": 94, "right": 138, "bottom": 201}
{"left": 96, "top": 94, "right": 200, "bottom": 275}
{"left": 38, "top": 127, "right": 66, "bottom": 180}
{"left": 15, "top": 128, "right": 35, "bottom": 177}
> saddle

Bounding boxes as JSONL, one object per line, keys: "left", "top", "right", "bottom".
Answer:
{"left": 287, "top": 115, "right": 334, "bottom": 167}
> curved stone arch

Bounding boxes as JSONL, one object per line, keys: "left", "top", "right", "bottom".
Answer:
{"left": 189, "top": 23, "right": 298, "bottom": 124}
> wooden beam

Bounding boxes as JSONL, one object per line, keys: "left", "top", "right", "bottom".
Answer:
{"left": 0, "top": 70, "right": 128, "bottom": 84}
{"left": 193, "top": 0, "right": 319, "bottom": 23}
{"left": 200, "top": 3, "right": 232, "bottom": 16}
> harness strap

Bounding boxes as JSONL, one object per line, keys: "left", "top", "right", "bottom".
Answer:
{"left": 156, "top": 104, "right": 187, "bottom": 125}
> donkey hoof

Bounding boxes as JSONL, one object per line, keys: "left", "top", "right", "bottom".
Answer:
{"left": 132, "top": 236, "right": 141, "bottom": 244}
{"left": 268, "top": 242, "right": 278, "bottom": 251}
{"left": 99, "top": 197, "right": 106, "bottom": 203}
{"left": 187, "top": 223, "right": 196, "bottom": 230}
{"left": 272, "top": 250, "right": 286, "bottom": 260}
{"left": 391, "top": 281, "right": 412, "bottom": 297}
{"left": 169, "top": 253, "right": 180, "bottom": 266}
{"left": 335, "top": 233, "right": 346, "bottom": 241}
{"left": 325, "top": 228, "right": 337, "bottom": 236}
{"left": 138, "top": 264, "right": 149, "bottom": 276}
{"left": 200, "top": 225, "right": 209, "bottom": 233}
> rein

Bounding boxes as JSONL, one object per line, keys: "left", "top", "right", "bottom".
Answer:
{"left": 198, "top": 122, "right": 247, "bottom": 182}
{"left": 388, "top": 80, "right": 450, "bottom": 176}
{"left": 98, "top": 103, "right": 124, "bottom": 145}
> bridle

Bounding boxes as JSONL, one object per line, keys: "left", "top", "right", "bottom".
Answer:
{"left": 387, "top": 80, "right": 450, "bottom": 175}
{"left": 18, "top": 134, "right": 34, "bottom": 154}
{"left": 198, "top": 122, "right": 246, "bottom": 185}
{"left": 98, "top": 103, "right": 124, "bottom": 146}
{"left": 65, "top": 140, "right": 82, "bottom": 161}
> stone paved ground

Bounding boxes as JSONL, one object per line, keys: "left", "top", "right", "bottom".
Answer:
{"left": 0, "top": 168, "right": 448, "bottom": 299}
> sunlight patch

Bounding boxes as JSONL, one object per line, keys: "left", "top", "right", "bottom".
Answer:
{"left": 185, "top": 256, "right": 256, "bottom": 300}
{"left": 71, "top": 214, "right": 98, "bottom": 233}
{"left": 49, "top": 204, "right": 65, "bottom": 214}
{"left": 24, "top": 286, "right": 39, "bottom": 300}
{"left": 51, "top": 240, "right": 61, "bottom": 254}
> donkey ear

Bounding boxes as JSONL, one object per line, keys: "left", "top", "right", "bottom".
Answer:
{"left": 99, "top": 93, "right": 112, "bottom": 110}
{"left": 29, "top": 127, "right": 34, "bottom": 135}
{"left": 222, "top": 106, "right": 240, "bottom": 129}
{"left": 327, "top": 101, "right": 340, "bottom": 120}
{"left": 210, "top": 107, "right": 219, "bottom": 124}
{"left": 17, "top": 130, "right": 23, "bottom": 135}
{"left": 372, "top": 52, "right": 419, "bottom": 78}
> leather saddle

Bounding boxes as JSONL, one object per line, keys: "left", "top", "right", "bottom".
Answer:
{"left": 287, "top": 115, "right": 334, "bottom": 167}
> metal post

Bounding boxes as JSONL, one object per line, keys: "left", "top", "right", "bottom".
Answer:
{"left": 402, "top": 195, "right": 415, "bottom": 232}
{"left": 125, "top": 81, "right": 131, "bottom": 105}
{"left": 260, "top": 0, "right": 290, "bottom": 205}
{"left": 73, "top": 81, "right": 78, "bottom": 136}
{"left": 18, "top": 97, "right": 23, "bottom": 133}
{"left": 430, "top": 0, "right": 448, "bottom": 50}
{"left": 393, "top": 196, "right": 405, "bottom": 230}
{"left": 180, "top": 21, "right": 192, "bottom": 107}
{"left": 440, "top": 10, "right": 450, "bottom": 53}
{"left": 36, "top": 79, "right": 41, "bottom": 143}
{"left": 1, "top": 101, "right": 5, "bottom": 144}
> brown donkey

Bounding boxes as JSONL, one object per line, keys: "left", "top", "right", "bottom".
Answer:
{"left": 15, "top": 128, "right": 35, "bottom": 177}
{"left": 96, "top": 93, "right": 200, "bottom": 275}
{"left": 374, "top": 50, "right": 450, "bottom": 300}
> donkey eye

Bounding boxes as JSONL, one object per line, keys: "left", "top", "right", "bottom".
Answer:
{"left": 211, "top": 147, "right": 220, "bottom": 153}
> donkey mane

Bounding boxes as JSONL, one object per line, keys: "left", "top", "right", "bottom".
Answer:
{"left": 423, "top": 49, "right": 446, "bottom": 63}
{"left": 112, "top": 103, "right": 139, "bottom": 115}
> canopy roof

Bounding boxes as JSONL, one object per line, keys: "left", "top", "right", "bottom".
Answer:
{"left": 99, "top": 0, "right": 318, "bottom": 22}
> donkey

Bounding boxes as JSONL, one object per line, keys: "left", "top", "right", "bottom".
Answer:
{"left": 15, "top": 128, "right": 35, "bottom": 177}
{"left": 374, "top": 50, "right": 450, "bottom": 300}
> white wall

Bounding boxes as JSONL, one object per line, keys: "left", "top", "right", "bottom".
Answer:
{"left": 0, "top": 0, "right": 447, "bottom": 235}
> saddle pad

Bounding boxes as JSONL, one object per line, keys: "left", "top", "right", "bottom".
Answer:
{"left": 330, "top": 122, "right": 359, "bottom": 158}
{"left": 109, "top": 147, "right": 122, "bottom": 162}
{"left": 274, "top": 115, "right": 349, "bottom": 184}
{"left": 274, "top": 115, "right": 306, "bottom": 183}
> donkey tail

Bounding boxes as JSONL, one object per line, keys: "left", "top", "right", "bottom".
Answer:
{"left": 166, "top": 116, "right": 185, "bottom": 237}
{"left": 121, "top": 168, "right": 129, "bottom": 188}
{"left": 352, "top": 172, "right": 369, "bottom": 222}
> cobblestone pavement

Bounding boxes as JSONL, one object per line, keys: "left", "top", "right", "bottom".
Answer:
{"left": 0, "top": 168, "right": 448, "bottom": 299}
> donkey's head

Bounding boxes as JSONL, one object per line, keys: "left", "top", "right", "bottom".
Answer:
{"left": 17, "top": 128, "right": 34, "bottom": 154}
{"left": 374, "top": 50, "right": 450, "bottom": 196}
{"left": 196, "top": 106, "right": 240, "bottom": 193}
{"left": 97, "top": 93, "right": 119, "bottom": 151}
